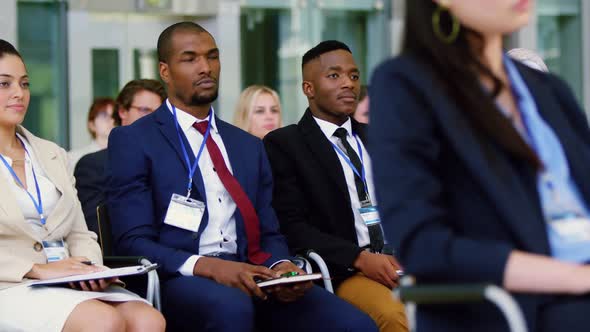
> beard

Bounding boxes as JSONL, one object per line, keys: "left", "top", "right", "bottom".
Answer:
{"left": 188, "top": 89, "right": 218, "bottom": 106}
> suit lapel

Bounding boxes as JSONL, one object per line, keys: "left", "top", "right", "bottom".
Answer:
{"left": 0, "top": 168, "right": 41, "bottom": 240}
{"left": 155, "top": 105, "right": 206, "bottom": 201}
{"left": 403, "top": 60, "right": 550, "bottom": 253}
{"left": 299, "top": 109, "right": 349, "bottom": 196}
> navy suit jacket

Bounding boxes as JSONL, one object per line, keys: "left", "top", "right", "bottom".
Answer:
{"left": 74, "top": 149, "right": 108, "bottom": 235}
{"left": 369, "top": 55, "right": 590, "bottom": 331}
{"left": 105, "top": 104, "right": 290, "bottom": 277}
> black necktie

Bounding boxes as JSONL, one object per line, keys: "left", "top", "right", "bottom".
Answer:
{"left": 333, "top": 128, "right": 368, "bottom": 203}
{"left": 333, "top": 127, "right": 384, "bottom": 253}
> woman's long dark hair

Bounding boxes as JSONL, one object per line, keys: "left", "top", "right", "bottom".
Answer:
{"left": 403, "top": 2, "right": 542, "bottom": 170}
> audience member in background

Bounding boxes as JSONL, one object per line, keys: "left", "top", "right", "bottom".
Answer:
{"left": 353, "top": 85, "right": 369, "bottom": 124}
{"left": 370, "top": 1, "right": 590, "bottom": 331}
{"left": 0, "top": 39, "right": 165, "bottom": 332}
{"left": 68, "top": 97, "right": 115, "bottom": 171}
{"left": 508, "top": 48, "right": 549, "bottom": 73}
{"left": 74, "top": 79, "right": 165, "bottom": 235}
{"left": 233, "top": 85, "right": 282, "bottom": 139}
{"left": 506, "top": 48, "right": 549, "bottom": 73}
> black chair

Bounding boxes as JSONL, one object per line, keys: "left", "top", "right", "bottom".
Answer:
{"left": 96, "top": 204, "right": 161, "bottom": 310}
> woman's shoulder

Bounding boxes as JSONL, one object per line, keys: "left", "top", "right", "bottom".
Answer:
{"left": 16, "top": 126, "right": 67, "bottom": 156}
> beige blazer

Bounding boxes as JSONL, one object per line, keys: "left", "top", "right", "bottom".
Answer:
{"left": 0, "top": 126, "right": 102, "bottom": 290}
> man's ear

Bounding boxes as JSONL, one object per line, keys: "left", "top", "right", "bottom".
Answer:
{"left": 159, "top": 62, "right": 170, "bottom": 84}
{"left": 302, "top": 81, "right": 314, "bottom": 99}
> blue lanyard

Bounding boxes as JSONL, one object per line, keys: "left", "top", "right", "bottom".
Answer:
{"left": 171, "top": 103, "right": 212, "bottom": 197}
{"left": 331, "top": 134, "right": 369, "bottom": 194}
{"left": 0, "top": 137, "right": 45, "bottom": 225}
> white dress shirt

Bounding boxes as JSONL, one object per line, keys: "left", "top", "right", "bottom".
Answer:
{"left": 166, "top": 100, "right": 240, "bottom": 276}
{"left": 0, "top": 133, "right": 62, "bottom": 234}
{"left": 313, "top": 116, "right": 376, "bottom": 247}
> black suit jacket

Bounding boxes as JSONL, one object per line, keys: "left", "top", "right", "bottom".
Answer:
{"left": 369, "top": 54, "right": 590, "bottom": 331}
{"left": 264, "top": 109, "right": 368, "bottom": 282}
{"left": 74, "top": 149, "right": 108, "bottom": 235}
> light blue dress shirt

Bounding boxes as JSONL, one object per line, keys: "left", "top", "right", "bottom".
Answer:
{"left": 503, "top": 57, "right": 590, "bottom": 263}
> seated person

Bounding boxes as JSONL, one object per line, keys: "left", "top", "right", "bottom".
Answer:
{"left": 233, "top": 85, "right": 282, "bottom": 139}
{"left": 68, "top": 97, "right": 115, "bottom": 172}
{"left": 264, "top": 40, "right": 407, "bottom": 332}
{"left": 0, "top": 39, "right": 164, "bottom": 332}
{"left": 370, "top": 1, "right": 590, "bottom": 331}
{"left": 74, "top": 79, "right": 166, "bottom": 235}
{"left": 106, "top": 22, "right": 378, "bottom": 332}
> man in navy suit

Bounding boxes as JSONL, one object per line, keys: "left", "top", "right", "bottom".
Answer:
{"left": 106, "top": 22, "right": 377, "bottom": 332}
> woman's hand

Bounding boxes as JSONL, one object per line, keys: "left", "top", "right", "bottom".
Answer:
{"left": 25, "top": 256, "right": 102, "bottom": 280}
{"left": 69, "top": 277, "right": 118, "bottom": 292}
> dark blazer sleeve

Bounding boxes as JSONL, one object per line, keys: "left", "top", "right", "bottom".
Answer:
{"left": 264, "top": 133, "right": 364, "bottom": 269}
{"left": 368, "top": 60, "right": 512, "bottom": 284}
{"left": 254, "top": 139, "right": 291, "bottom": 266}
{"left": 74, "top": 151, "right": 106, "bottom": 235}
{"left": 106, "top": 127, "right": 193, "bottom": 275}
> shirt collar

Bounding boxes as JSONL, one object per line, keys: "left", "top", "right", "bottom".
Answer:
{"left": 312, "top": 115, "right": 353, "bottom": 140}
{"left": 166, "top": 98, "right": 218, "bottom": 134}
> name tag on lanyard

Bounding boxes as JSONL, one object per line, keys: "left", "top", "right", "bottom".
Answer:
{"left": 164, "top": 194, "right": 205, "bottom": 232}
{"left": 549, "top": 214, "right": 590, "bottom": 243}
{"left": 42, "top": 239, "right": 68, "bottom": 263}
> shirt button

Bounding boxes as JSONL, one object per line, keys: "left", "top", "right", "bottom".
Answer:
{"left": 218, "top": 198, "right": 222, "bottom": 203}
{"left": 33, "top": 242, "right": 43, "bottom": 252}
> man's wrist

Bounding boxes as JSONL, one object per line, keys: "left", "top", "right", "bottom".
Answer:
{"left": 353, "top": 250, "right": 368, "bottom": 270}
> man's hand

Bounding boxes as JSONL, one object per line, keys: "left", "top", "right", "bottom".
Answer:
{"left": 25, "top": 256, "right": 103, "bottom": 280}
{"left": 353, "top": 251, "right": 401, "bottom": 289}
{"left": 193, "top": 257, "right": 278, "bottom": 299}
{"left": 265, "top": 261, "right": 313, "bottom": 303}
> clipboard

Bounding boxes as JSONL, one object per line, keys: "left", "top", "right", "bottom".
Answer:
{"left": 256, "top": 273, "right": 322, "bottom": 288}
{"left": 29, "top": 263, "right": 158, "bottom": 287}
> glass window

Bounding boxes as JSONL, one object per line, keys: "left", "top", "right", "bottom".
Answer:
{"left": 537, "top": 0, "right": 584, "bottom": 103}
{"left": 92, "top": 48, "right": 119, "bottom": 99}
{"left": 240, "top": 0, "right": 390, "bottom": 125}
{"left": 17, "top": 1, "right": 68, "bottom": 147}
{"left": 133, "top": 49, "right": 160, "bottom": 81}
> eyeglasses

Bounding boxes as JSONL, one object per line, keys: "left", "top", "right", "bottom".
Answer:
{"left": 129, "top": 105, "right": 155, "bottom": 114}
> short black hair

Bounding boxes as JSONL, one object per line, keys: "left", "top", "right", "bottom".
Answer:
{"left": 157, "top": 22, "right": 210, "bottom": 63}
{"left": 0, "top": 39, "right": 22, "bottom": 59}
{"left": 302, "top": 40, "right": 352, "bottom": 68}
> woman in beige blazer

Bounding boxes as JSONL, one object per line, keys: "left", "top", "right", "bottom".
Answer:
{"left": 0, "top": 40, "right": 165, "bottom": 332}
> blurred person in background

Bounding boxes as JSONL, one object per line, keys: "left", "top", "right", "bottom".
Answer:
{"left": 67, "top": 97, "right": 115, "bottom": 171}
{"left": 74, "top": 79, "right": 165, "bottom": 235}
{"left": 233, "top": 85, "right": 282, "bottom": 139}
{"left": 508, "top": 47, "right": 549, "bottom": 72}
{"left": 0, "top": 39, "right": 165, "bottom": 332}
{"left": 370, "top": 0, "right": 590, "bottom": 331}
{"left": 353, "top": 85, "right": 369, "bottom": 124}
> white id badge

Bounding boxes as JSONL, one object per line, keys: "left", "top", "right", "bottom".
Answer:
{"left": 42, "top": 239, "right": 69, "bottom": 263}
{"left": 164, "top": 193, "right": 205, "bottom": 232}
{"left": 549, "top": 215, "right": 590, "bottom": 243}
{"left": 359, "top": 206, "right": 381, "bottom": 226}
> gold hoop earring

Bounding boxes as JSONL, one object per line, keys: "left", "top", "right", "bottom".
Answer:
{"left": 432, "top": 5, "right": 460, "bottom": 44}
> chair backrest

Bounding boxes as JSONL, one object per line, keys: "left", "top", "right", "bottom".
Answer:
{"left": 96, "top": 204, "right": 114, "bottom": 256}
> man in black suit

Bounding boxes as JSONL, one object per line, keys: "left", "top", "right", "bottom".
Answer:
{"left": 264, "top": 40, "right": 408, "bottom": 332}
{"left": 74, "top": 79, "right": 166, "bottom": 234}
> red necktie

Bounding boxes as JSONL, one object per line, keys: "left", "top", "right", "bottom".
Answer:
{"left": 193, "top": 121, "right": 271, "bottom": 265}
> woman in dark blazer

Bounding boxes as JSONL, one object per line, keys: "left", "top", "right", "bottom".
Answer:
{"left": 369, "top": 1, "right": 590, "bottom": 331}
